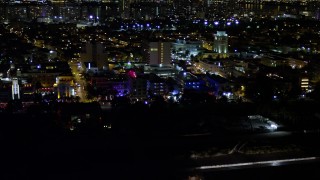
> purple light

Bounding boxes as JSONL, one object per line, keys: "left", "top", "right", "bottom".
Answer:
{"left": 214, "top": 21, "right": 219, "bottom": 25}
{"left": 172, "top": 90, "right": 179, "bottom": 95}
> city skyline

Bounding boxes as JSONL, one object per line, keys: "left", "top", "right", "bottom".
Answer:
{"left": 1, "top": 0, "right": 320, "bottom": 179}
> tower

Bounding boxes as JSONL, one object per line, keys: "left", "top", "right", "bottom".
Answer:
{"left": 148, "top": 41, "right": 172, "bottom": 65}
{"left": 214, "top": 31, "right": 228, "bottom": 54}
{"left": 12, "top": 78, "right": 20, "bottom": 100}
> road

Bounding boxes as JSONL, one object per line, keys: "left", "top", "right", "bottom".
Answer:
{"left": 175, "top": 129, "right": 320, "bottom": 179}
{"left": 195, "top": 156, "right": 319, "bottom": 171}
{"left": 68, "top": 61, "right": 88, "bottom": 102}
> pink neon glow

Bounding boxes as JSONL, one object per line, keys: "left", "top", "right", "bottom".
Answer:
{"left": 128, "top": 70, "right": 137, "bottom": 78}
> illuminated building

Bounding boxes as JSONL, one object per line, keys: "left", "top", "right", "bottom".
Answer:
{"left": 128, "top": 74, "right": 148, "bottom": 100}
{"left": 260, "top": 56, "right": 307, "bottom": 69}
{"left": 300, "top": 77, "right": 309, "bottom": 91}
{"left": 12, "top": 78, "right": 20, "bottom": 100}
{"left": 88, "top": 74, "right": 129, "bottom": 100}
{"left": 148, "top": 41, "right": 172, "bottom": 65}
{"left": 80, "top": 42, "right": 108, "bottom": 70}
{"left": 12, "top": 62, "right": 72, "bottom": 99}
{"left": 144, "top": 64, "right": 177, "bottom": 78}
{"left": 213, "top": 31, "right": 228, "bottom": 55}
{"left": 172, "top": 39, "right": 202, "bottom": 61}
{"left": 195, "top": 59, "right": 228, "bottom": 78}
{"left": 129, "top": 0, "right": 173, "bottom": 19}
{"left": 202, "top": 73, "right": 233, "bottom": 97}
{"left": 54, "top": 75, "right": 75, "bottom": 99}
{"left": 128, "top": 73, "right": 169, "bottom": 100}
{"left": 176, "top": 71, "right": 202, "bottom": 92}
{"left": 147, "top": 73, "right": 168, "bottom": 97}
{"left": 207, "top": 0, "right": 228, "bottom": 6}
{"left": 173, "top": 0, "right": 192, "bottom": 16}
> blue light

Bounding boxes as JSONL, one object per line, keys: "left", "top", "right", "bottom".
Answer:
{"left": 172, "top": 90, "right": 179, "bottom": 95}
{"left": 214, "top": 21, "right": 219, "bottom": 25}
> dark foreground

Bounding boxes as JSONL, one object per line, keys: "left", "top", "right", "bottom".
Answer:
{"left": 0, "top": 111, "right": 320, "bottom": 180}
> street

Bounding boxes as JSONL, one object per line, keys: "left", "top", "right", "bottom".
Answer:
{"left": 68, "top": 61, "right": 88, "bottom": 102}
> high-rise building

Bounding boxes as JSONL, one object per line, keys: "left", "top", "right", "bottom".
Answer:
{"left": 173, "top": 0, "right": 192, "bottom": 16}
{"left": 129, "top": 0, "right": 171, "bottom": 19}
{"left": 80, "top": 42, "right": 108, "bottom": 70}
{"left": 119, "top": 0, "right": 134, "bottom": 18}
{"left": 172, "top": 0, "right": 209, "bottom": 18}
{"left": 148, "top": 41, "right": 172, "bottom": 65}
{"left": 12, "top": 78, "right": 20, "bottom": 100}
{"left": 213, "top": 31, "right": 228, "bottom": 54}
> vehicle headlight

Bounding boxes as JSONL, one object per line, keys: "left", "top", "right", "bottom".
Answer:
{"left": 270, "top": 123, "right": 277, "bottom": 130}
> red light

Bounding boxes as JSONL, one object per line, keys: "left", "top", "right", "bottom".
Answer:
{"left": 128, "top": 70, "right": 137, "bottom": 78}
